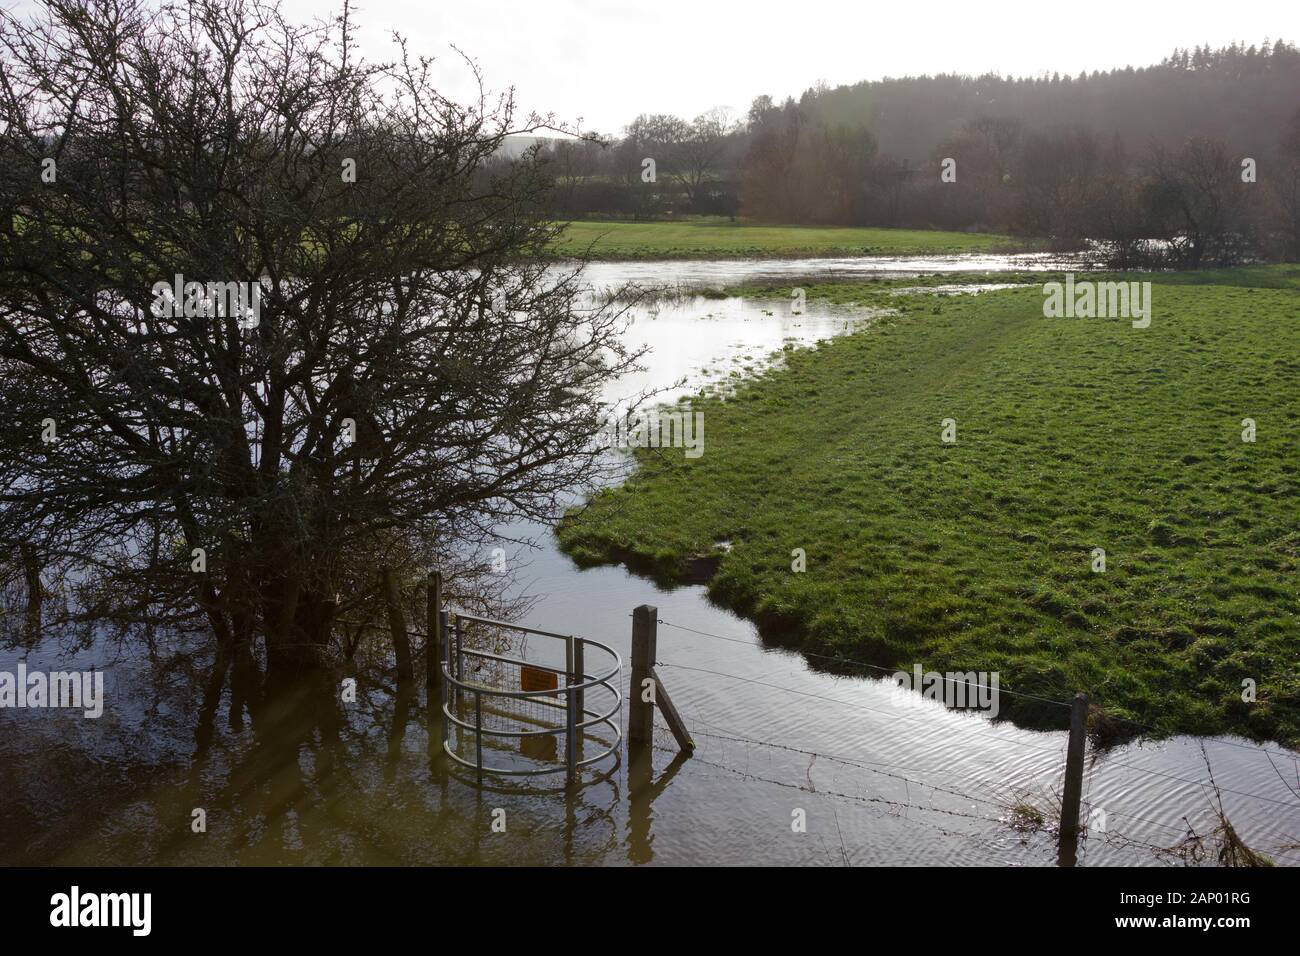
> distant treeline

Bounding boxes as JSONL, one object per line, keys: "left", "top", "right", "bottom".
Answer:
{"left": 536, "top": 41, "right": 1300, "bottom": 265}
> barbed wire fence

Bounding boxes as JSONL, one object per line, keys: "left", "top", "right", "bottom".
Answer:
{"left": 637, "top": 613, "right": 1300, "bottom": 866}
{"left": 343, "top": 592, "right": 1299, "bottom": 866}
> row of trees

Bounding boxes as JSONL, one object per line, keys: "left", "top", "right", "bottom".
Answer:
{"left": 545, "top": 109, "right": 743, "bottom": 219}
{"left": 908, "top": 115, "right": 1299, "bottom": 265}
{"left": 543, "top": 40, "right": 1300, "bottom": 264}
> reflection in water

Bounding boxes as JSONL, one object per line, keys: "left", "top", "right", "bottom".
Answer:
{"left": 626, "top": 742, "right": 690, "bottom": 865}
{"left": 2, "top": 255, "right": 1297, "bottom": 867}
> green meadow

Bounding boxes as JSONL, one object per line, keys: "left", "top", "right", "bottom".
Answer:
{"left": 552, "top": 218, "right": 1028, "bottom": 260}
{"left": 559, "top": 266, "right": 1300, "bottom": 745}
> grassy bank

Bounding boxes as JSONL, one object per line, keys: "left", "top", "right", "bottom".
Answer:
{"left": 558, "top": 266, "right": 1300, "bottom": 745}
{"left": 553, "top": 218, "right": 1030, "bottom": 260}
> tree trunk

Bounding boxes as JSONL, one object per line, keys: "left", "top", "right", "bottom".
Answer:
{"left": 262, "top": 566, "right": 316, "bottom": 680}
{"left": 20, "top": 542, "right": 42, "bottom": 612}
{"left": 382, "top": 566, "right": 415, "bottom": 686}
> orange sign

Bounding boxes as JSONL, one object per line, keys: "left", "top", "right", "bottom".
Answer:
{"left": 520, "top": 666, "right": 559, "bottom": 694}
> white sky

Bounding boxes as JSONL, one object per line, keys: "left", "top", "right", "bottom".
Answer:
{"left": 8, "top": 0, "right": 1294, "bottom": 134}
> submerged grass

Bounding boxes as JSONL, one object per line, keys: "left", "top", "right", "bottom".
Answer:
{"left": 559, "top": 266, "right": 1300, "bottom": 745}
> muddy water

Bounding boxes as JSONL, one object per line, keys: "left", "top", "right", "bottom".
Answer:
{"left": 2, "top": 256, "right": 1297, "bottom": 867}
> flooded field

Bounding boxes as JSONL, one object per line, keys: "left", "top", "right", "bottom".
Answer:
{"left": 3, "top": 256, "right": 1296, "bottom": 867}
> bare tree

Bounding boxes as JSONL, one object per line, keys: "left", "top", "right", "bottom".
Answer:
{"left": 1145, "top": 137, "right": 1253, "bottom": 267}
{"left": 1085, "top": 138, "right": 1152, "bottom": 268}
{"left": 670, "top": 108, "right": 737, "bottom": 209}
{"left": 1270, "top": 108, "right": 1300, "bottom": 260}
{"left": 932, "top": 116, "right": 1022, "bottom": 231}
{"left": 1013, "top": 127, "right": 1103, "bottom": 242}
{"left": 546, "top": 135, "right": 606, "bottom": 215}
{"left": 0, "top": 0, "right": 642, "bottom": 678}
{"left": 742, "top": 99, "right": 805, "bottom": 222}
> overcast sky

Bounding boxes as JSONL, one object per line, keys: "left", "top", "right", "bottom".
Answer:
{"left": 12, "top": 0, "right": 1291, "bottom": 134}
{"left": 274, "top": 0, "right": 1289, "bottom": 134}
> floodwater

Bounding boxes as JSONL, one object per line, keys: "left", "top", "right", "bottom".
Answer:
{"left": 576, "top": 251, "right": 1086, "bottom": 291}
{"left": 2, "top": 254, "right": 1297, "bottom": 867}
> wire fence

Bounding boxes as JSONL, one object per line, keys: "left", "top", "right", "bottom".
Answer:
{"left": 642, "top": 613, "right": 1300, "bottom": 865}
{"left": 344, "top": 599, "right": 1299, "bottom": 865}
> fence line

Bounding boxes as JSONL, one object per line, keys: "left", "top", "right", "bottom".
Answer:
{"left": 653, "top": 657, "right": 1298, "bottom": 811}
{"left": 656, "top": 699, "right": 1300, "bottom": 866}
{"left": 646, "top": 612, "right": 1300, "bottom": 864}
{"left": 645, "top": 729, "right": 1236, "bottom": 865}
{"left": 653, "top": 660, "right": 1068, "bottom": 757}
{"left": 654, "top": 615, "right": 1297, "bottom": 760}
{"left": 347, "top": 586, "right": 1298, "bottom": 865}
{"left": 654, "top": 616, "right": 1076, "bottom": 707}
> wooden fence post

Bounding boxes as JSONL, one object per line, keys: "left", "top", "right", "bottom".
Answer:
{"left": 651, "top": 670, "right": 694, "bottom": 754}
{"left": 1058, "top": 692, "right": 1088, "bottom": 864}
{"left": 629, "top": 604, "right": 695, "bottom": 755}
{"left": 382, "top": 566, "right": 414, "bottom": 684}
{"left": 629, "top": 605, "right": 657, "bottom": 746}
{"left": 426, "top": 571, "right": 442, "bottom": 697}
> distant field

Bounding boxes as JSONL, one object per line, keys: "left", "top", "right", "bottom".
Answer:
{"left": 552, "top": 218, "right": 1029, "bottom": 260}
{"left": 559, "top": 266, "right": 1300, "bottom": 746}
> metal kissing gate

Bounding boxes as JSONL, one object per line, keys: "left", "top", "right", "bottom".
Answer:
{"left": 438, "top": 610, "right": 622, "bottom": 781}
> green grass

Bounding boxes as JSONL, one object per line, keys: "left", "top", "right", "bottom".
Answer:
{"left": 559, "top": 266, "right": 1300, "bottom": 745}
{"left": 552, "top": 218, "right": 1031, "bottom": 260}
